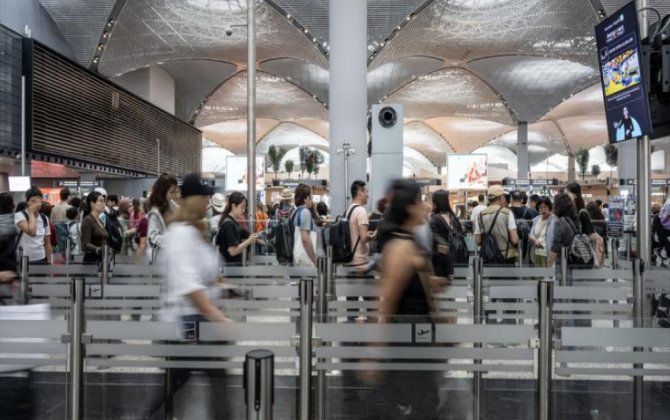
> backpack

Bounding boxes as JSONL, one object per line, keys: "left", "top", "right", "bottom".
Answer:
{"left": 431, "top": 214, "right": 469, "bottom": 265}
{"left": 54, "top": 221, "right": 76, "bottom": 255}
{"left": 563, "top": 217, "right": 594, "bottom": 266}
{"left": 323, "top": 205, "right": 360, "bottom": 264}
{"left": 652, "top": 293, "right": 670, "bottom": 328}
{"left": 515, "top": 207, "right": 531, "bottom": 241}
{"left": 479, "top": 209, "right": 507, "bottom": 264}
{"left": 104, "top": 210, "right": 124, "bottom": 252}
{"left": 274, "top": 211, "right": 297, "bottom": 264}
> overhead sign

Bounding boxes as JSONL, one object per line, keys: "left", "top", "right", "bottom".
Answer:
{"left": 595, "top": 1, "right": 653, "bottom": 143}
{"left": 447, "top": 154, "right": 488, "bottom": 190}
{"left": 8, "top": 176, "right": 31, "bottom": 192}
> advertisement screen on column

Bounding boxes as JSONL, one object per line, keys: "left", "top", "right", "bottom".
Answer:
{"left": 447, "top": 154, "right": 488, "bottom": 190}
{"left": 595, "top": 1, "right": 652, "bottom": 143}
{"left": 225, "top": 156, "right": 266, "bottom": 192}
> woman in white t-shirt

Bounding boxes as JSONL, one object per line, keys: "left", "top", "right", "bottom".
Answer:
{"left": 529, "top": 196, "right": 556, "bottom": 267}
{"left": 148, "top": 174, "right": 232, "bottom": 419}
{"left": 15, "top": 187, "right": 52, "bottom": 264}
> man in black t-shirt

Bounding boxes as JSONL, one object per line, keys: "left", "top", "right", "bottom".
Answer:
{"left": 510, "top": 191, "right": 537, "bottom": 263}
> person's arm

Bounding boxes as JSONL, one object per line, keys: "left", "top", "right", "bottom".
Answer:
{"left": 187, "top": 289, "right": 232, "bottom": 322}
{"left": 378, "top": 240, "right": 415, "bottom": 318}
{"left": 300, "top": 229, "right": 317, "bottom": 265}
{"left": 16, "top": 209, "right": 38, "bottom": 237}
{"left": 44, "top": 231, "right": 52, "bottom": 263}
{"left": 357, "top": 223, "right": 370, "bottom": 245}
{"left": 224, "top": 223, "right": 256, "bottom": 257}
{"left": 80, "top": 218, "right": 98, "bottom": 254}
{"left": 147, "top": 212, "right": 164, "bottom": 248}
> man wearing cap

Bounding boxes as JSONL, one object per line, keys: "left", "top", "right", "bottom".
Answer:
{"left": 474, "top": 185, "right": 519, "bottom": 265}
{"left": 277, "top": 189, "right": 295, "bottom": 219}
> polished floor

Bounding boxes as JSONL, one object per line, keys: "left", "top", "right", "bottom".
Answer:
{"left": 3, "top": 372, "right": 668, "bottom": 420}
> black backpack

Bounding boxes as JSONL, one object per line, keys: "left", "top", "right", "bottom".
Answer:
{"left": 274, "top": 211, "right": 297, "bottom": 264}
{"left": 104, "top": 210, "right": 124, "bottom": 252}
{"left": 431, "top": 214, "right": 469, "bottom": 265}
{"left": 479, "top": 209, "right": 507, "bottom": 264}
{"left": 323, "top": 205, "right": 360, "bottom": 264}
{"left": 515, "top": 207, "right": 531, "bottom": 241}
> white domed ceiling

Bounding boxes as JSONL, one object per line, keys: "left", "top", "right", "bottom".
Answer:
{"left": 34, "top": 0, "right": 670, "bottom": 175}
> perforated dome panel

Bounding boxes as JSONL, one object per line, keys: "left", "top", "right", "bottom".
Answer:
{"left": 194, "top": 71, "right": 328, "bottom": 128}
{"left": 97, "top": 0, "right": 327, "bottom": 77}
{"left": 257, "top": 122, "right": 329, "bottom": 153}
{"left": 404, "top": 121, "right": 454, "bottom": 167}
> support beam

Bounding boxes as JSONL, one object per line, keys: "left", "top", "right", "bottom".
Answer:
{"left": 567, "top": 153, "right": 576, "bottom": 183}
{"left": 517, "top": 121, "right": 529, "bottom": 180}
{"left": 329, "top": 0, "right": 367, "bottom": 215}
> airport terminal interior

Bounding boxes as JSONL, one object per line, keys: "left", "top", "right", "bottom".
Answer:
{"left": 1, "top": 0, "right": 670, "bottom": 419}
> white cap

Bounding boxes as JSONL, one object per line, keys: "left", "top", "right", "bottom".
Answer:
{"left": 94, "top": 187, "right": 108, "bottom": 196}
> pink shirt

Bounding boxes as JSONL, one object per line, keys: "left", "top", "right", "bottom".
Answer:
{"left": 347, "top": 205, "right": 369, "bottom": 266}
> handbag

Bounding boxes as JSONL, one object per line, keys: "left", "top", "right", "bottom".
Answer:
{"left": 292, "top": 207, "right": 317, "bottom": 267}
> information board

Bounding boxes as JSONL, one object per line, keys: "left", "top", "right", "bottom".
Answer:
{"left": 595, "top": 1, "right": 653, "bottom": 143}
{"left": 225, "top": 156, "right": 265, "bottom": 192}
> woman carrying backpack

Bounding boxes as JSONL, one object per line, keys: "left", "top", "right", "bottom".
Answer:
{"left": 429, "top": 190, "right": 468, "bottom": 277}
{"left": 215, "top": 192, "right": 260, "bottom": 265}
{"left": 564, "top": 183, "right": 604, "bottom": 267}
{"left": 147, "top": 175, "right": 179, "bottom": 263}
{"left": 548, "top": 193, "right": 593, "bottom": 268}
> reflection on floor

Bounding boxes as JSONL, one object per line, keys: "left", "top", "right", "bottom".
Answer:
{"left": 23, "top": 372, "right": 670, "bottom": 420}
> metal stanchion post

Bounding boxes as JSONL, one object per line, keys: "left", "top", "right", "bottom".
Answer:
{"left": 69, "top": 277, "right": 85, "bottom": 420}
{"left": 472, "top": 257, "right": 484, "bottom": 420}
{"left": 326, "top": 246, "right": 335, "bottom": 320}
{"left": 518, "top": 240, "right": 524, "bottom": 268}
{"left": 299, "top": 279, "right": 314, "bottom": 420}
{"left": 243, "top": 248, "right": 248, "bottom": 267}
{"left": 66, "top": 238, "right": 72, "bottom": 266}
{"left": 245, "top": 349, "right": 274, "bottom": 420}
{"left": 20, "top": 255, "right": 29, "bottom": 305}
{"left": 632, "top": 258, "right": 643, "bottom": 420}
{"left": 611, "top": 238, "right": 619, "bottom": 269}
{"left": 560, "top": 247, "right": 568, "bottom": 287}
{"left": 316, "top": 258, "right": 327, "bottom": 420}
{"left": 537, "top": 280, "right": 553, "bottom": 420}
{"left": 101, "top": 245, "right": 110, "bottom": 298}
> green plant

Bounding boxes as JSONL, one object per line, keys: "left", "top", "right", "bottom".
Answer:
{"left": 575, "top": 148, "right": 590, "bottom": 181}
{"left": 299, "top": 146, "right": 310, "bottom": 178}
{"left": 591, "top": 164, "right": 601, "bottom": 178}
{"left": 267, "top": 145, "right": 288, "bottom": 179}
{"left": 284, "top": 159, "right": 294, "bottom": 179}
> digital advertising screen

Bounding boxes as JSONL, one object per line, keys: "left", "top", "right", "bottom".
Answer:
{"left": 447, "top": 154, "right": 488, "bottom": 190}
{"left": 595, "top": 1, "right": 652, "bottom": 143}
{"left": 225, "top": 156, "right": 266, "bottom": 192}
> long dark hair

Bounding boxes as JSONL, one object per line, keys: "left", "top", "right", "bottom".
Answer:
{"left": 221, "top": 192, "right": 246, "bottom": 225}
{"left": 564, "top": 182, "right": 585, "bottom": 211}
{"left": 387, "top": 179, "right": 421, "bottom": 226}
{"left": 553, "top": 193, "right": 578, "bottom": 223}
{"left": 148, "top": 174, "right": 178, "bottom": 216}
{"left": 83, "top": 191, "right": 102, "bottom": 218}
{"left": 294, "top": 184, "right": 322, "bottom": 226}
{"left": 432, "top": 189, "right": 454, "bottom": 215}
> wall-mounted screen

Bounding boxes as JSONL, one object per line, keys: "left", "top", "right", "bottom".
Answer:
{"left": 225, "top": 156, "right": 265, "bottom": 192}
{"left": 595, "top": 1, "right": 653, "bottom": 143}
{"left": 447, "top": 154, "right": 488, "bottom": 190}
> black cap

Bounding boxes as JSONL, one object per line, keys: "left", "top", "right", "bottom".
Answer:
{"left": 180, "top": 174, "right": 214, "bottom": 198}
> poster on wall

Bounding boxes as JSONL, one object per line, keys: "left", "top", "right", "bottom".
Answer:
{"left": 624, "top": 194, "right": 636, "bottom": 232}
{"left": 225, "top": 156, "right": 265, "bottom": 192}
{"left": 447, "top": 154, "right": 488, "bottom": 190}
{"left": 608, "top": 196, "right": 624, "bottom": 238}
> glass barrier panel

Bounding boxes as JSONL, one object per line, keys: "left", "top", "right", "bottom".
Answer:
{"left": 0, "top": 304, "right": 68, "bottom": 419}
{"left": 314, "top": 315, "right": 537, "bottom": 420}
{"left": 553, "top": 318, "right": 670, "bottom": 420}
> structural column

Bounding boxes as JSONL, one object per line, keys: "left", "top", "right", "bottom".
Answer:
{"left": 636, "top": 0, "right": 651, "bottom": 265}
{"left": 329, "top": 0, "right": 367, "bottom": 216}
{"left": 517, "top": 121, "right": 529, "bottom": 180}
{"left": 617, "top": 140, "right": 637, "bottom": 195}
{"left": 567, "top": 153, "right": 576, "bottom": 183}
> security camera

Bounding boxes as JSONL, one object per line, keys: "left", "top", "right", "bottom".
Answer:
{"left": 225, "top": 27, "right": 233, "bottom": 36}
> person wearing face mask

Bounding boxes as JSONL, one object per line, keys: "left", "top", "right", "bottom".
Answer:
{"left": 529, "top": 196, "right": 556, "bottom": 267}
{"left": 146, "top": 174, "right": 179, "bottom": 262}
{"left": 15, "top": 187, "right": 52, "bottom": 265}
{"left": 80, "top": 191, "right": 109, "bottom": 265}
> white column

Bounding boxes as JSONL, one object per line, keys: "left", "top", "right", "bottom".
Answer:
{"left": 517, "top": 121, "right": 529, "bottom": 180}
{"left": 617, "top": 140, "right": 637, "bottom": 195}
{"left": 329, "top": 0, "right": 367, "bottom": 216}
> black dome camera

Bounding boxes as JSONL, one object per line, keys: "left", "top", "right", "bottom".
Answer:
{"left": 378, "top": 106, "right": 397, "bottom": 128}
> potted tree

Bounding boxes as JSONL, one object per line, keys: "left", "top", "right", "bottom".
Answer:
{"left": 284, "top": 159, "right": 295, "bottom": 180}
